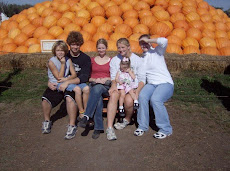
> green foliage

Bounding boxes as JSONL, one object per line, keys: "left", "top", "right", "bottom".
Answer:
{"left": 0, "top": 1, "right": 32, "bottom": 17}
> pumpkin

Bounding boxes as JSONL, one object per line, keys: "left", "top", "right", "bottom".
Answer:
{"left": 200, "top": 47, "right": 220, "bottom": 56}
{"left": 182, "top": 0, "right": 197, "bottom": 8}
{"left": 38, "top": 34, "right": 55, "bottom": 40}
{"left": 182, "top": 37, "right": 199, "bottom": 49}
{"left": 115, "top": 24, "right": 132, "bottom": 37}
{"left": 48, "top": 26, "right": 64, "bottom": 38}
{"left": 203, "top": 22, "right": 215, "bottom": 31}
{"left": 112, "top": 0, "right": 125, "bottom": 6}
{"left": 167, "top": 35, "right": 182, "bottom": 46}
{"left": 57, "top": 3, "right": 70, "bottom": 13}
{"left": 74, "top": 17, "right": 89, "bottom": 27}
{"left": 170, "top": 28, "right": 186, "bottom": 40}
{"left": 124, "top": 17, "right": 139, "bottom": 28}
{"left": 133, "top": 1, "right": 150, "bottom": 11}
{"left": 107, "top": 16, "right": 123, "bottom": 26}
{"left": 43, "top": 16, "right": 57, "bottom": 29}
{"left": 200, "top": 14, "right": 213, "bottom": 23}
{"left": 16, "top": 14, "right": 27, "bottom": 23}
{"left": 2, "top": 43, "right": 17, "bottom": 53}
{"left": 151, "top": 6, "right": 164, "bottom": 13}
{"left": 168, "top": 0, "right": 182, "bottom": 8}
{"left": 133, "top": 24, "right": 149, "bottom": 35}
{"left": 87, "top": 2, "right": 100, "bottom": 11}
{"left": 64, "top": 23, "right": 81, "bottom": 35}
{"left": 140, "top": 16, "right": 156, "bottom": 28}
{"left": 188, "top": 20, "right": 204, "bottom": 30}
{"left": 126, "top": 0, "right": 138, "bottom": 6}
{"left": 77, "top": 9, "right": 91, "bottom": 21}
{"left": 14, "top": 46, "right": 28, "bottom": 53}
{"left": 106, "top": 5, "right": 122, "bottom": 18}
{"left": 174, "top": 20, "right": 189, "bottom": 31}
{"left": 170, "top": 13, "right": 185, "bottom": 23}
{"left": 57, "top": 33, "right": 68, "bottom": 41}
{"left": 129, "top": 33, "right": 142, "bottom": 42}
{"left": 219, "top": 47, "right": 230, "bottom": 56}
{"left": 82, "top": 23, "right": 97, "bottom": 35}
{"left": 154, "top": 0, "right": 168, "bottom": 9}
{"left": 28, "top": 44, "right": 41, "bottom": 53}
{"left": 96, "top": 0, "right": 109, "bottom": 6}
{"left": 6, "top": 21, "right": 19, "bottom": 31}
{"left": 41, "top": 8, "right": 54, "bottom": 17}
{"left": 62, "top": 12, "right": 76, "bottom": 21}
{"left": 153, "top": 10, "right": 170, "bottom": 21}
{"left": 215, "top": 30, "right": 228, "bottom": 39}
{"left": 139, "top": 10, "right": 152, "bottom": 19}
{"left": 166, "top": 43, "right": 183, "bottom": 55}
{"left": 216, "top": 38, "right": 230, "bottom": 49}
{"left": 21, "top": 24, "right": 37, "bottom": 37}
{"left": 2, "top": 38, "right": 14, "bottom": 45}
{"left": 0, "top": 29, "right": 8, "bottom": 39}
{"left": 202, "top": 29, "right": 215, "bottom": 39}
{"left": 33, "top": 26, "right": 49, "bottom": 39}
{"left": 103, "top": 1, "right": 117, "bottom": 10}
{"left": 129, "top": 40, "right": 142, "bottom": 53}
{"left": 14, "top": 33, "right": 29, "bottom": 45}
{"left": 199, "top": 37, "right": 217, "bottom": 48}
{"left": 167, "top": 5, "right": 182, "bottom": 15}
{"left": 8, "top": 28, "right": 21, "bottom": 39}
{"left": 150, "top": 22, "right": 171, "bottom": 37}
{"left": 215, "top": 22, "right": 227, "bottom": 32}
{"left": 123, "top": 10, "right": 138, "bottom": 19}
{"left": 57, "top": 17, "right": 72, "bottom": 28}
{"left": 182, "top": 6, "right": 196, "bottom": 15}
{"left": 92, "top": 32, "right": 109, "bottom": 42}
{"left": 24, "top": 38, "right": 39, "bottom": 47}
{"left": 110, "top": 32, "right": 127, "bottom": 42}
{"left": 97, "top": 23, "right": 114, "bottom": 35}
{"left": 186, "top": 28, "right": 202, "bottom": 41}
{"left": 107, "top": 40, "right": 117, "bottom": 51}
{"left": 80, "top": 41, "right": 96, "bottom": 52}
{"left": 80, "top": 31, "right": 92, "bottom": 41}
{"left": 119, "top": 3, "right": 133, "bottom": 12}
{"left": 19, "top": 19, "right": 31, "bottom": 30}
{"left": 183, "top": 45, "right": 200, "bottom": 54}
{"left": 31, "top": 18, "right": 44, "bottom": 27}
{"left": 71, "top": 3, "right": 86, "bottom": 12}
{"left": 185, "top": 12, "right": 200, "bottom": 22}
{"left": 90, "top": 6, "right": 105, "bottom": 17}
{"left": 91, "top": 16, "right": 106, "bottom": 28}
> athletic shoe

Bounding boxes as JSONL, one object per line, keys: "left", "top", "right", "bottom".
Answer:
{"left": 92, "top": 130, "right": 101, "bottom": 139}
{"left": 64, "top": 125, "right": 77, "bottom": 140}
{"left": 78, "top": 115, "right": 89, "bottom": 128}
{"left": 114, "top": 118, "right": 129, "bottom": 130}
{"left": 106, "top": 127, "right": 117, "bottom": 141}
{"left": 118, "top": 108, "right": 125, "bottom": 117}
{"left": 42, "top": 120, "right": 52, "bottom": 134}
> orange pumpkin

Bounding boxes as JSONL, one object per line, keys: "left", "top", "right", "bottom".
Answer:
{"left": 167, "top": 5, "right": 181, "bottom": 15}
{"left": 167, "top": 35, "right": 182, "bottom": 46}
{"left": 21, "top": 24, "right": 37, "bottom": 37}
{"left": 140, "top": 16, "right": 157, "bottom": 28}
{"left": 38, "top": 34, "right": 55, "bottom": 40}
{"left": 188, "top": 20, "right": 204, "bottom": 31}
{"left": 80, "top": 31, "right": 92, "bottom": 41}
{"left": 182, "top": 37, "right": 199, "bottom": 49}
{"left": 31, "top": 18, "right": 44, "bottom": 27}
{"left": 174, "top": 20, "right": 189, "bottom": 31}
{"left": 154, "top": 0, "right": 168, "bottom": 9}
{"left": 129, "top": 40, "right": 142, "bottom": 53}
{"left": 28, "top": 44, "right": 41, "bottom": 53}
{"left": 8, "top": 28, "right": 21, "bottom": 39}
{"left": 48, "top": 26, "right": 64, "bottom": 38}
{"left": 33, "top": 26, "right": 49, "bottom": 39}
{"left": 107, "top": 16, "right": 123, "bottom": 27}
{"left": 109, "top": 32, "right": 127, "bottom": 42}
{"left": 133, "top": 1, "right": 150, "bottom": 11}
{"left": 82, "top": 23, "right": 97, "bottom": 35}
{"left": 14, "top": 46, "right": 28, "bottom": 53}
{"left": 24, "top": 38, "right": 39, "bottom": 47}
{"left": 2, "top": 43, "right": 17, "bottom": 53}
{"left": 92, "top": 32, "right": 109, "bottom": 42}
{"left": 0, "top": 29, "right": 8, "bottom": 39}
{"left": 90, "top": 6, "right": 105, "bottom": 17}
{"left": 170, "top": 13, "right": 185, "bottom": 23}
{"left": 119, "top": 3, "right": 133, "bottom": 12}
{"left": 166, "top": 43, "right": 183, "bottom": 55}
{"left": 97, "top": 23, "right": 114, "bottom": 35}
{"left": 124, "top": 17, "right": 139, "bottom": 29}
{"left": 64, "top": 23, "right": 81, "bottom": 35}
{"left": 186, "top": 28, "right": 202, "bottom": 41}
{"left": 133, "top": 24, "right": 149, "bottom": 35}
{"left": 107, "top": 40, "right": 117, "bottom": 51}
{"left": 81, "top": 41, "right": 96, "bottom": 52}
{"left": 115, "top": 24, "right": 132, "bottom": 37}
{"left": 183, "top": 45, "right": 200, "bottom": 54}
{"left": 14, "top": 33, "right": 29, "bottom": 45}
{"left": 200, "top": 47, "right": 220, "bottom": 56}
{"left": 106, "top": 5, "right": 122, "bottom": 18}
{"left": 216, "top": 38, "right": 230, "bottom": 49}
{"left": 43, "top": 16, "right": 57, "bottom": 29}
{"left": 170, "top": 28, "right": 186, "bottom": 40}
{"left": 91, "top": 16, "right": 106, "bottom": 28}
{"left": 57, "top": 33, "right": 68, "bottom": 41}
{"left": 74, "top": 17, "right": 89, "bottom": 27}
{"left": 219, "top": 47, "right": 230, "bottom": 56}
{"left": 202, "top": 29, "right": 215, "bottom": 39}
{"left": 123, "top": 10, "right": 138, "bottom": 19}
{"left": 129, "top": 33, "right": 142, "bottom": 42}
{"left": 153, "top": 10, "right": 170, "bottom": 21}
{"left": 199, "top": 37, "right": 217, "bottom": 48}
{"left": 150, "top": 22, "right": 171, "bottom": 37}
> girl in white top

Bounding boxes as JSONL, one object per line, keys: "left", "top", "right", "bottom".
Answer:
{"left": 134, "top": 34, "right": 174, "bottom": 139}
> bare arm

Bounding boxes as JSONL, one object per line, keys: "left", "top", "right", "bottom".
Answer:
{"left": 48, "top": 60, "right": 65, "bottom": 81}
{"left": 128, "top": 69, "right": 136, "bottom": 80}
{"left": 115, "top": 71, "right": 122, "bottom": 85}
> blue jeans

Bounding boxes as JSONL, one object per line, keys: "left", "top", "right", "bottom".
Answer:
{"left": 85, "top": 84, "right": 110, "bottom": 131}
{"left": 137, "top": 83, "right": 174, "bottom": 135}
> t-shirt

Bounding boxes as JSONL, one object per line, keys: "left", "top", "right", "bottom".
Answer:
{"left": 48, "top": 56, "right": 70, "bottom": 83}
{"left": 90, "top": 57, "right": 110, "bottom": 79}
{"left": 67, "top": 51, "right": 91, "bottom": 83}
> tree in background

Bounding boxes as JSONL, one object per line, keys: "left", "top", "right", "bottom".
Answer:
{"left": 0, "top": 2, "right": 32, "bottom": 17}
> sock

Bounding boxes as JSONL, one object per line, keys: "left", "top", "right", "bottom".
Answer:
{"left": 134, "top": 100, "right": 138, "bottom": 103}
{"left": 119, "top": 106, "right": 124, "bottom": 109}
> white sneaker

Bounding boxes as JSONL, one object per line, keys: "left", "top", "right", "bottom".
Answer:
{"left": 114, "top": 118, "right": 130, "bottom": 130}
{"left": 42, "top": 120, "right": 52, "bottom": 134}
{"left": 106, "top": 127, "right": 117, "bottom": 141}
{"left": 64, "top": 125, "right": 77, "bottom": 140}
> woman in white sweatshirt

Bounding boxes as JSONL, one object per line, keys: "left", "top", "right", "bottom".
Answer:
{"left": 134, "top": 34, "right": 174, "bottom": 139}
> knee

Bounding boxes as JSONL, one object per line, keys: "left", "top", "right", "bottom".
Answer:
{"left": 124, "top": 97, "right": 133, "bottom": 108}
{"left": 73, "top": 86, "right": 81, "bottom": 95}
{"left": 65, "top": 96, "right": 74, "bottom": 104}
{"left": 109, "top": 91, "right": 119, "bottom": 102}
{"left": 82, "top": 86, "right": 90, "bottom": 94}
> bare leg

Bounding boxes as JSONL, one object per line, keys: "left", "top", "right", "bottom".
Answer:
{"left": 42, "top": 100, "right": 52, "bottom": 121}
{"left": 66, "top": 96, "right": 77, "bottom": 126}
{"left": 107, "top": 91, "right": 120, "bottom": 128}
{"left": 119, "top": 90, "right": 126, "bottom": 107}
{"left": 82, "top": 86, "right": 90, "bottom": 110}
{"left": 73, "top": 86, "right": 84, "bottom": 118}
{"left": 128, "top": 89, "right": 137, "bottom": 101}
{"left": 124, "top": 94, "right": 134, "bottom": 123}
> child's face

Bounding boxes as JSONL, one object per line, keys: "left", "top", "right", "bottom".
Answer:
{"left": 56, "top": 46, "right": 65, "bottom": 60}
{"left": 120, "top": 65, "right": 129, "bottom": 72}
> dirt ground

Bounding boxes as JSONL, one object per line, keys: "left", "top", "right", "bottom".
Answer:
{"left": 0, "top": 100, "right": 229, "bottom": 171}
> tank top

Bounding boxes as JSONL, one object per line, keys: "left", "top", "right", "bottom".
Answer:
{"left": 90, "top": 57, "right": 110, "bottom": 78}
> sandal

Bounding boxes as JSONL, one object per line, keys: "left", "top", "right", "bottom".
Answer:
{"left": 133, "top": 102, "right": 139, "bottom": 110}
{"left": 134, "top": 128, "right": 144, "bottom": 136}
{"left": 153, "top": 132, "right": 171, "bottom": 139}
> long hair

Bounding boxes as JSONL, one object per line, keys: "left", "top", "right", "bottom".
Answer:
{"left": 52, "top": 40, "right": 68, "bottom": 56}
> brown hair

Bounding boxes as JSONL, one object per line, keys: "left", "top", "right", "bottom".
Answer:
{"left": 96, "top": 38, "right": 108, "bottom": 48}
{"left": 120, "top": 57, "right": 131, "bottom": 69}
{"left": 66, "top": 31, "right": 84, "bottom": 46}
{"left": 139, "top": 34, "right": 150, "bottom": 41}
{"left": 52, "top": 40, "right": 69, "bottom": 56}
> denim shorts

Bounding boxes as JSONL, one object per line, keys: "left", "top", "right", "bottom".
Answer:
{"left": 57, "top": 83, "right": 88, "bottom": 92}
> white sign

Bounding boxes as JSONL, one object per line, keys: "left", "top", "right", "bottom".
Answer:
{"left": 41, "top": 40, "right": 60, "bottom": 53}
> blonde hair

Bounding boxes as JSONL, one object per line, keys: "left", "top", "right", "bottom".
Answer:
{"left": 52, "top": 40, "right": 69, "bottom": 56}
{"left": 96, "top": 38, "right": 108, "bottom": 48}
{"left": 116, "top": 38, "right": 130, "bottom": 47}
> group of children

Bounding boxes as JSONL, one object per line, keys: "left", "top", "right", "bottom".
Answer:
{"left": 43, "top": 40, "right": 139, "bottom": 132}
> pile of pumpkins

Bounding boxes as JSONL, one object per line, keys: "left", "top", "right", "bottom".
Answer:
{"left": 0, "top": 0, "right": 230, "bottom": 56}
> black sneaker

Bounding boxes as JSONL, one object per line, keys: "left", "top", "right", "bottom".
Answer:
{"left": 92, "top": 130, "right": 101, "bottom": 139}
{"left": 78, "top": 116, "right": 89, "bottom": 128}
{"left": 118, "top": 108, "right": 125, "bottom": 117}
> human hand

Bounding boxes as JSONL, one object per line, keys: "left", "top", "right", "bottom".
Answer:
{"left": 57, "top": 77, "right": 67, "bottom": 83}
{"left": 58, "top": 82, "right": 69, "bottom": 92}
{"left": 48, "top": 82, "right": 57, "bottom": 91}
{"left": 60, "top": 57, "right": 65, "bottom": 63}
